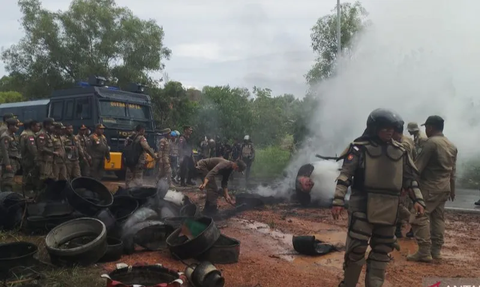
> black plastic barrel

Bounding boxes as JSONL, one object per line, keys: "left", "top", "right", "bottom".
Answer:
{"left": 66, "top": 177, "right": 113, "bottom": 216}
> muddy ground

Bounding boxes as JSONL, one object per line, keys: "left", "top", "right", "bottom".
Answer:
{"left": 100, "top": 189, "right": 480, "bottom": 287}
{"left": 3, "top": 179, "right": 480, "bottom": 286}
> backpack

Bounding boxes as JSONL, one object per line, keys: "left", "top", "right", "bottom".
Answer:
{"left": 122, "top": 135, "right": 143, "bottom": 168}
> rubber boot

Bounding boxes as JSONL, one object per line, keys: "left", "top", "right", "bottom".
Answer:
{"left": 340, "top": 259, "right": 365, "bottom": 287}
{"left": 431, "top": 246, "right": 442, "bottom": 259}
{"left": 406, "top": 245, "right": 433, "bottom": 262}
{"left": 365, "top": 260, "right": 388, "bottom": 287}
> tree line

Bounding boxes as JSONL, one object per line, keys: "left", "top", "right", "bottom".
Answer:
{"left": 0, "top": 0, "right": 369, "bottom": 148}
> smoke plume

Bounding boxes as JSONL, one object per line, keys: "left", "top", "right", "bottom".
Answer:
{"left": 254, "top": 0, "right": 479, "bottom": 201}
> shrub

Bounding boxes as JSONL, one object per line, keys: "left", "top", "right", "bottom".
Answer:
{"left": 250, "top": 146, "right": 291, "bottom": 178}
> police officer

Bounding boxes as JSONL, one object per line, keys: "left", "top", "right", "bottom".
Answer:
{"left": 64, "top": 124, "right": 83, "bottom": 179}
{"left": 197, "top": 157, "right": 246, "bottom": 214}
{"left": 76, "top": 125, "right": 92, "bottom": 177}
{"left": 20, "top": 120, "right": 40, "bottom": 193}
{"left": 156, "top": 128, "right": 173, "bottom": 187}
{"left": 0, "top": 118, "right": 22, "bottom": 191}
{"left": 125, "top": 124, "right": 157, "bottom": 188}
{"left": 331, "top": 108, "right": 426, "bottom": 287}
{"left": 408, "top": 115, "right": 457, "bottom": 262}
{"left": 52, "top": 122, "right": 67, "bottom": 180}
{"left": 88, "top": 124, "right": 110, "bottom": 181}
{"left": 36, "top": 118, "right": 56, "bottom": 187}
{"left": 241, "top": 135, "right": 255, "bottom": 185}
{"left": 407, "top": 122, "right": 428, "bottom": 155}
{"left": 0, "top": 113, "right": 15, "bottom": 136}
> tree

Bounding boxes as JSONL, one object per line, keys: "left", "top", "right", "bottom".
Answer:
{"left": 306, "top": 1, "right": 369, "bottom": 84}
{"left": 0, "top": 91, "right": 24, "bottom": 103}
{"left": 1, "top": 0, "right": 171, "bottom": 99}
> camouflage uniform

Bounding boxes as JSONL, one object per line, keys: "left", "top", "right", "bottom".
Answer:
{"left": 64, "top": 134, "right": 82, "bottom": 179}
{"left": 36, "top": 129, "right": 55, "bottom": 182}
{"left": 52, "top": 133, "right": 67, "bottom": 181}
{"left": 88, "top": 132, "right": 110, "bottom": 181}
{"left": 125, "top": 134, "right": 156, "bottom": 188}
{"left": 76, "top": 129, "right": 92, "bottom": 177}
{"left": 241, "top": 141, "right": 255, "bottom": 184}
{"left": 157, "top": 137, "right": 172, "bottom": 185}
{"left": 20, "top": 128, "right": 38, "bottom": 192}
{"left": 0, "top": 129, "right": 21, "bottom": 191}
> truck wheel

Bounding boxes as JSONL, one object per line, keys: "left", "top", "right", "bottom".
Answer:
{"left": 115, "top": 170, "right": 126, "bottom": 180}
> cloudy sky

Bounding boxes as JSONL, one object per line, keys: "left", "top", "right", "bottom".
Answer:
{"left": 0, "top": 0, "right": 380, "bottom": 96}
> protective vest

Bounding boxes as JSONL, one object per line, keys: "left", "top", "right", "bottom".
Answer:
{"left": 354, "top": 141, "right": 404, "bottom": 225}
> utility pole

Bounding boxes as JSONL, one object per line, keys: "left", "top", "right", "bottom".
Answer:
{"left": 336, "top": 0, "right": 341, "bottom": 56}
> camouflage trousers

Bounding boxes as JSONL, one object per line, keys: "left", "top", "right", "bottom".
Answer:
{"left": 1, "top": 159, "right": 20, "bottom": 192}
{"left": 39, "top": 160, "right": 54, "bottom": 181}
{"left": 90, "top": 158, "right": 105, "bottom": 181}
{"left": 53, "top": 162, "right": 67, "bottom": 181}
{"left": 125, "top": 163, "right": 144, "bottom": 188}
{"left": 157, "top": 162, "right": 172, "bottom": 185}
{"left": 66, "top": 160, "right": 81, "bottom": 180}
{"left": 80, "top": 160, "right": 90, "bottom": 177}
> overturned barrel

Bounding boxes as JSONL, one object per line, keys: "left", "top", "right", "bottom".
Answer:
{"left": 66, "top": 177, "right": 113, "bottom": 216}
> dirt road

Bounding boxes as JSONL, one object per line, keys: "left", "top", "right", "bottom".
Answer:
{"left": 101, "top": 189, "right": 480, "bottom": 287}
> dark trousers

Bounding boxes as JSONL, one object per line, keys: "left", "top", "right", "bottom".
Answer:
{"left": 243, "top": 158, "right": 253, "bottom": 184}
{"left": 169, "top": 156, "right": 178, "bottom": 178}
{"left": 179, "top": 156, "right": 194, "bottom": 183}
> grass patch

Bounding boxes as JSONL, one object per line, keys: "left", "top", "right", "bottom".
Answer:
{"left": 250, "top": 146, "right": 291, "bottom": 178}
{"left": 0, "top": 230, "right": 104, "bottom": 287}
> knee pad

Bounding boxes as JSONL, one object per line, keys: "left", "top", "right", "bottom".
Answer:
{"left": 346, "top": 240, "right": 369, "bottom": 262}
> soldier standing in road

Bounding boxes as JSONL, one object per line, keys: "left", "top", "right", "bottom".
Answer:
{"left": 20, "top": 120, "right": 40, "bottom": 194}
{"left": 36, "top": 118, "right": 56, "bottom": 188}
{"left": 76, "top": 125, "right": 92, "bottom": 176}
{"left": 64, "top": 124, "right": 83, "bottom": 179}
{"left": 332, "top": 109, "right": 425, "bottom": 287}
{"left": 89, "top": 124, "right": 110, "bottom": 181}
{"left": 178, "top": 125, "right": 195, "bottom": 186}
{"left": 407, "top": 122, "right": 428, "bottom": 155}
{"left": 52, "top": 123, "right": 67, "bottom": 180}
{"left": 169, "top": 130, "right": 179, "bottom": 184}
{"left": 0, "top": 118, "right": 22, "bottom": 191}
{"left": 241, "top": 135, "right": 255, "bottom": 186}
{"left": 157, "top": 128, "right": 173, "bottom": 187}
{"left": 408, "top": 116, "right": 457, "bottom": 262}
{"left": 196, "top": 157, "right": 246, "bottom": 214}
{"left": 125, "top": 124, "right": 157, "bottom": 188}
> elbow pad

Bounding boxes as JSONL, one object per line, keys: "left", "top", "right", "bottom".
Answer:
{"left": 409, "top": 180, "right": 425, "bottom": 207}
{"left": 336, "top": 174, "right": 351, "bottom": 187}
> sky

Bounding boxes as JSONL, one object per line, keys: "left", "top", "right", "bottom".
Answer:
{"left": 0, "top": 0, "right": 380, "bottom": 97}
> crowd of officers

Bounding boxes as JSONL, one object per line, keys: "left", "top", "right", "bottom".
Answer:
{"left": 331, "top": 109, "right": 457, "bottom": 287}
{"left": 0, "top": 114, "right": 110, "bottom": 194}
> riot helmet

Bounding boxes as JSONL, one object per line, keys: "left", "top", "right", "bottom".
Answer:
{"left": 393, "top": 113, "right": 404, "bottom": 134}
{"left": 365, "top": 108, "right": 400, "bottom": 136}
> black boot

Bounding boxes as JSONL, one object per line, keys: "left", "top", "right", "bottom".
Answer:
{"left": 395, "top": 224, "right": 403, "bottom": 238}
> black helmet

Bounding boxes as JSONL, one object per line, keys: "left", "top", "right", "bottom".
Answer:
{"left": 393, "top": 113, "right": 404, "bottom": 133}
{"left": 365, "top": 108, "right": 400, "bottom": 134}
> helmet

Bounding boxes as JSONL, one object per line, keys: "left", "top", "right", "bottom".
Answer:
{"left": 174, "top": 130, "right": 180, "bottom": 136}
{"left": 407, "top": 122, "right": 419, "bottom": 132}
{"left": 244, "top": 135, "right": 250, "bottom": 141}
{"left": 393, "top": 113, "right": 404, "bottom": 133}
{"left": 365, "top": 108, "right": 399, "bottom": 135}
{"left": 170, "top": 131, "right": 177, "bottom": 137}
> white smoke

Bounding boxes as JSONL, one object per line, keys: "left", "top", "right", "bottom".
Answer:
{"left": 253, "top": 0, "right": 479, "bottom": 200}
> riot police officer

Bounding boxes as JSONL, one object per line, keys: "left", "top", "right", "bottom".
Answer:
{"left": 331, "top": 108, "right": 426, "bottom": 287}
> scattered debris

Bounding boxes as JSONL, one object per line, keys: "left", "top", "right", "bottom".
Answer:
{"left": 292, "top": 235, "right": 339, "bottom": 256}
{"left": 185, "top": 261, "right": 225, "bottom": 287}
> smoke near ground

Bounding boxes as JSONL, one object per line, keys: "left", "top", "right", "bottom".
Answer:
{"left": 253, "top": 0, "right": 479, "bottom": 201}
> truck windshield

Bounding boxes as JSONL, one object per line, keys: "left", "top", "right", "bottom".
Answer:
{"left": 99, "top": 100, "right": 153, "bottom": 130}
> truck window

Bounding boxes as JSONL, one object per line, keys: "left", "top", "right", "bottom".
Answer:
{"left": 75, "top": 98, "right": 92, "bottom": 119}
{"left": 128, "top": 103, "right": 150, "bottom": 119}
{"left": 65, "top": 100, "right": 74, "bottom": 120}
{"left": 99, "top": 101, "right": 127, "bottom": 117}
{"left": 51, "top": 101, "right": 63, "bottom": 120}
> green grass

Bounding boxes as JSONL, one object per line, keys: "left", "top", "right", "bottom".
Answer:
{"left": 250, "top": 146, "right": 291, "bottom": 178}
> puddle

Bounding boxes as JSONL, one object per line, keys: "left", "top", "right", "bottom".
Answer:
{"left": 231, "top": 218, "right": 346, "bottom": 269}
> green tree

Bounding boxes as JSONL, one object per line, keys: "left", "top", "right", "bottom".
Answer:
{"left": 0, "top": 91, "right": 24, "bottom": 103}
{"left": 1, "top": 0, "right": 171, "bottom": 99}
{"left": 306, "top": 1, "right": 369, "bottom": 84}
{"left": 194, "top": 86, "right": 253, "bottom": 145}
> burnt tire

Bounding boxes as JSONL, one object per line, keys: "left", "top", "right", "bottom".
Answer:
{"left": 45, "top": 218, "right": 107, "bottom": 267}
